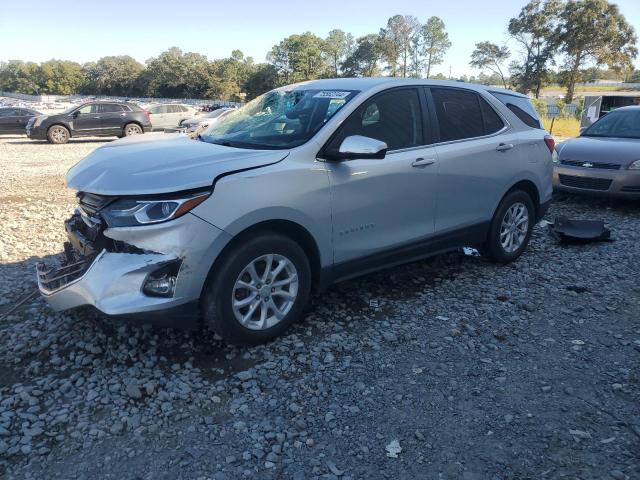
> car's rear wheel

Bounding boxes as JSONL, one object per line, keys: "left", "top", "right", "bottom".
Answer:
{"left": 47, "top": 125, "right": 70, "bottom": 144}
{"left": 123, "top": 123, "right": 143, "bottom": 137}
{"left": 483, "top": 190, "right": 535, "bottom": 263}
{"left": 202, "top": 233, "right": 311, "bottom": 345}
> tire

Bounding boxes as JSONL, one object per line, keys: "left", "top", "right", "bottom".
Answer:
{"left": 123, "top": 123, "right": 143, "bottom": 137}
{"left": 47, "top": 125, "right": 70, "bottom": 144}
{"left": 202, "top": 233, "right": 311, "bottom": 346}
{"left": 483, "top": 190, "right": 535, "bottom": 264}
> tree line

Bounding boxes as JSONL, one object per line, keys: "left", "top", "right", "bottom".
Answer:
{"left": 0, "top": 0, "right": 637, "bottom": 104}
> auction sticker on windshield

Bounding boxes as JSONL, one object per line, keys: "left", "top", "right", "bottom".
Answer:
{"left": 313, "top": 91, "right": 352, "bottom": 99}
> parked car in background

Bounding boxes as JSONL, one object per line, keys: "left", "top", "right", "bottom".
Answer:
{"left": 554, "top": 106, "right": 640, "bottom": 198}
{"left": 180, "top": 107, "right": 235, "bottom": 133}
{"left": 37, "top": 78, "right": 553, "bottom": 345}
{"left": 146, "top": 104, "right": 197, "bottom": 130}
{"left": 27, "top": 101, "right": 151, "bottom": 144}
{"left": 0, "top": 107, "right": 42, "bottom": 134}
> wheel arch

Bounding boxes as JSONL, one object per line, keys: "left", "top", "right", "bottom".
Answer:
{"left": 47, "top": 123, "right": 72, "bottom": 137}
{"left": 201, "top": 219, "right": 323, "bottom": 297}
{"left": 496, "top": 179, "right": 541, "bottom": 221}
{"left": 123, "top": 120, "right": 143, "bottom": 132}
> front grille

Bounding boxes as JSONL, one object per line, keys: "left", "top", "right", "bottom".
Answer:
{"left": 559, "top": 174, "right": 612, "bottom": 191}
{"left": 78, "top": 192, "right": 112, "bottom": 216}
{"left": 560, "top": 159, "right": 621, "bottom": 170}
{"left": 37, "top": 253, "right": 96, "bottom": 293}
{"left": 621, "top": 186, "right": 640, "bottom": 193}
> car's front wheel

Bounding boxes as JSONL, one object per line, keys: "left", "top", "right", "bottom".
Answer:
{"left": 47, "top": 125, "right": 70, "bottom": 144}
{"left": 202, "top": 233, "right": 311, "bottom": 345}
{"left": 483, "top": 190, "right": 535, "bottom": 263}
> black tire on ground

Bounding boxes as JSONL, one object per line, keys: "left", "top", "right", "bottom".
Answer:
{"left": 202, "top": 233, "right": 312, "bottom": 346}
{"left": 482, "top": 190, "right": 535, "bottom": 264}
{"left": 47, "top": 125, "right": 70, "bottom": 144}
{"left": 123, "top": 123, "right": 143, "bottom": 137}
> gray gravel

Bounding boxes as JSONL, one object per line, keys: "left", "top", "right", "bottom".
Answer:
{"left": 1, "top": 134, "right": 639, "bottom": 479}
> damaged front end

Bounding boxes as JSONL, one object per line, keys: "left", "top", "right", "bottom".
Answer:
{"left": 36, "top": 191, "right": 230, "bottom": 323}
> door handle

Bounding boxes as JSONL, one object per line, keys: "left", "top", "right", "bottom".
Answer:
{"left": 93, "top": 116, "right": 101, "bottom": 119}
{"left": 120, "top": 113, "right": 126, "bottom": 116}
{"left": 496, "top": 143, "right": 514, "bottom": 152}
{"left": 412, "top": 158, "right": 436, "bottom": 167}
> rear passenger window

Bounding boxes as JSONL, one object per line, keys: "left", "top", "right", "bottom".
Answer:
{"left": 431, "top": 88, "right": 485, "bottom": 141}
{"left": 99, "top": 104, "right": 123, "bottom": 113}
{"left": 325, "top": 88, "right": 424, "bottom": 154}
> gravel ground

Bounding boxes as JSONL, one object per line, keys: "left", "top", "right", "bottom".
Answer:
{"left": 0, "top": 134, "right": 639, "bottom": 480}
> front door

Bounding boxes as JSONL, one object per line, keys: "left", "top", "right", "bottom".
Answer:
{"left": 323, "top": 88, "right": 438, "bottom": 264}
{"left": 72, "top": 104, "right": 102, "bottom": 134}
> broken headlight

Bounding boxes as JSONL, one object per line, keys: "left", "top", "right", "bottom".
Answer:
{"left": 101, "top": 191, "right": 210, "bottom": 227}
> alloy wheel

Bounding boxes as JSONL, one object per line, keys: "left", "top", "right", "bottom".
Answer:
{"left": 499, "top": 202, "right": 529, "bottom": 253}
{"left": 51, "top": 127, "right": 67, "bottom": 143}
{"left": 231, "top": 254, "right": 299, "bottom": 330}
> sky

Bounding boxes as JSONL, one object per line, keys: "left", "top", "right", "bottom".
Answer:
{"left": 1, "top": 0, "right": 639, "bottom": 78}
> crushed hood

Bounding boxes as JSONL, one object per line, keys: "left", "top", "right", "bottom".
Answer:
{"left": 557, "top": 136, "right": 640, "bottom": 166}
{"left": 66, "top": 134, "right": 289, "bottom": 195}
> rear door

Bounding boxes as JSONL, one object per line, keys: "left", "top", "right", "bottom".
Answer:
{"left": 99, "top": 103, "right": 126, "bottom": 134}
{"left": 324, "top": 87, "right": 439, "bottom": 264}
{"left": 0, "top": 109, "right": 22, "bottom": 133}
{"left": 427, "top": 87, "right": 519, "bottom": 232}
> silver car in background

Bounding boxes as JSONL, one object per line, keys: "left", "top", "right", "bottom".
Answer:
{"left": 554, "top": 106, "right": 640, "bottom": 198}
{"left": 37, "top": 78, "right": 553, "bottom": 345}
{"left": 180, "top": 107, "right": 235, "bottom": 133}
{"left": 145, "top": 103, "right": 198, "bottom": 130}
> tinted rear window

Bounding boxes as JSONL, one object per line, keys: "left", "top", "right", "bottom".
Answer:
{"left": 490, "top": 92, "right": 541, "bottom": 128}
{"left": 431, "top": 88, "right": 503, "bottom": 141}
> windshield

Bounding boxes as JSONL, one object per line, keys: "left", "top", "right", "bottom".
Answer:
{"left": 582, "top": 109, "right": 640, "bottom": 139}
{"left": 199, "top": 88, "right": 359, "bottom": 149}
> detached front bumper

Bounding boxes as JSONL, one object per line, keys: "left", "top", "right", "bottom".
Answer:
{"left": 553, "top": 165, "right": 640, "bottom": 198}
{"left": 36, "top": 212, "right": 231, "bottom": 324}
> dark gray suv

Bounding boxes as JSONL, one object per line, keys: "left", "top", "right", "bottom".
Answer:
{"left": 26, "top": 101, "right": 152, "bottom": 144}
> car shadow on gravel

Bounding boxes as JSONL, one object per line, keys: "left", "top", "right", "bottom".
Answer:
{"left": 6, "top": 138, "right": 115, "bottom": 145}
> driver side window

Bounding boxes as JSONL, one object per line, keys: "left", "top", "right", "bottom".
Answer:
{"left": 324, "top": 88, "right": 424, "bottom": 157}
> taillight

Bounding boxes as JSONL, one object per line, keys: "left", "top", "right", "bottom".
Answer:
{"left": 144, "top": 111, "right": 150, "bottom": 121}
{"left": 544, "top": 135, "right": 555, "bottom": 154}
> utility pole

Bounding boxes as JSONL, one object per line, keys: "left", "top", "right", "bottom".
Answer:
{"left": 449, "top": 65, "right": 452, "bottom": 80}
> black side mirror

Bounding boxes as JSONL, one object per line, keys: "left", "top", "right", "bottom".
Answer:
{"left": 72, "top": 111, "right": 80, "bottom": 118}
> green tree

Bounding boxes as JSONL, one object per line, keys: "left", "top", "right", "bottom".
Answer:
{"left": 38, "top": 60, "right": 85, "bottom": 95}
{"left": 341, "top": 34, "right": 382, "bottom": 77}
{"left": 322, "top": 29, "right": 354, "bottom": 77}
{"left": 470, "top": 41, "right": 510, "bottom": 88}
{"left": 378, "top": 15, "right": 421, "bottom": 77}
{"left": 0, "top": 60, "right": 40, "bottom": 94}
{"left": 82, "top": 55, "right": 144, "bottom": 96}
{"left": 422, "top": 16, "right": 451, "bottom": 78}
{"left": 556, "top": 0, "right": 638, "bottom": 102}
{"left": 508, "top": 0, "right": 561, "bottom": 98}
{"left": 268, "top": 32, "right": 326, "bottom": 84}
{"left": 243, "top": 64, "right": 280, "bottom": 99}
{"left": 144, "top": 47, "right": 211, "bottom": 98}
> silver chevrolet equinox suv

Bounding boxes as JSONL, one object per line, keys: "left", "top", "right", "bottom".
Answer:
{"left": 37, "top": 78, "right": 554, "bottom": 345}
